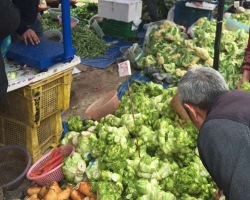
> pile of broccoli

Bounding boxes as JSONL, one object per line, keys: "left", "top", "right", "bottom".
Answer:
{"left": 61, "top": 81, "right": 218, "bottom": 200}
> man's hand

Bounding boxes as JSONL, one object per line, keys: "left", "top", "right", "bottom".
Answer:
{"left": 215, "top": 188, "right": 223, "bottom": 200}
{"left": 22, "top": 29, "right": 40, "bottom": 45}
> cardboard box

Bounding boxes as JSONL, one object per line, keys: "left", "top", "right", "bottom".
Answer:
{"left": 98, "top": 0, "right": 142, "bottom": 22}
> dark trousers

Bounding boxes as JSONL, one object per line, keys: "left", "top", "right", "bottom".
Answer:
{"left": 144, "top": 0, "right": 158, "bottom": 22}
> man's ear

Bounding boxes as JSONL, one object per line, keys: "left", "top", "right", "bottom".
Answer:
{"left": 183, "top": 103, "right": 199, "bottom": 122}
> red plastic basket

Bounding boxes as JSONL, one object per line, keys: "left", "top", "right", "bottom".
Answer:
{"left": 26, "top": 145, "right": 75, "bottom": 186}
{"left": 85, "top": 90, "right": 120, "bottom": 121}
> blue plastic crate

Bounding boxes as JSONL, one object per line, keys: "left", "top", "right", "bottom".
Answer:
{"left": 174, "top": 1, "right": 212, "bottom": 27}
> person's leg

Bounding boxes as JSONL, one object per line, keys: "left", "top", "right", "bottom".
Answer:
{"left": 144, "top": 0, "right": 158, "bottom": 22}
{"left": 11, "top": 32, "right": 23, "bottom": 43}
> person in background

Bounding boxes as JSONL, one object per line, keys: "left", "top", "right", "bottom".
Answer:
{"left": 177, "top": 66, "right": 250, "bottom": 200}
{"left": 0, "top": 0, "right": 20, "bottom": 103}
{"left": 12, "top": 0, "right": 42, "bottom": 45}
{"left": 238, "top": 31, "right": 250, "bottom": 88}
{"left": 143, "top": 0, "right": 158, "bottom": 22}
{"left": 39, "top": 0, "right": 50, "bottom": 15}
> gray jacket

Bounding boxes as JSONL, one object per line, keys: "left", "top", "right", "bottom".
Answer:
{"left": 198, "top": 90, "right": 250, "bottom": 199}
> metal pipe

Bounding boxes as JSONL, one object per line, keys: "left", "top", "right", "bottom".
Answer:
{"left": 61, "top": 0, "right": 74, "bottom": 62}
{"left": 213, "top": 0, "right": 225, "bottom": 70}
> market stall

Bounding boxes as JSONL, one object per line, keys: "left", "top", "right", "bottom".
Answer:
{"left": 1, "top": 0, "right": 250, "bottom": 199}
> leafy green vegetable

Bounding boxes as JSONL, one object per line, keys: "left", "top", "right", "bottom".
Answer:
{"left": 67, "top": 115, "right": 83, "bottom": 132}
{"left": 241, "top": 82, "right": 250, "bottom": 92}
{"left": 40, "top": 13, "right": 109, "bottom": 58}
{"left": 64, "top": 81, "right": 217, "bottom": 199}
{"left": 62, "top": 152, "right": 86, "bottom": 184}
{"left": 71, "top": 3, "right": 98, "bottom": 25}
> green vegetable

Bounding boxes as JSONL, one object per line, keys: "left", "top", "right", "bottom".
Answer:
{"left": 7, "top": 71, "right": 18, "bottom": 81}
{"left": 231, "top": 12, "right": 250, "bottom": 26}
{"left": 64, "top": 81, "right": 217, "bottom": 199}
{"left": 60, "top": 131, "right": 80, "bottom": 146}
{"left": 62, "top": 152, "right": 86, "bottom": 184}
{"left": 241, "top": 82, "right": 250, "bottom": 92}
{"left": 71, "top": 3, "right": 98, "bottom": 25}
{"left": 67, "top": 115, "right": 83, "bottom": 132}
{"left": 40, "top": 14, "right": 109, "bottom": 58}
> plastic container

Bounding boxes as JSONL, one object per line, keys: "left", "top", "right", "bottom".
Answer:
{"left": 225, "top": 17, "right": 249, "bottom": 33}
{"left": 58, "top": 15, "right": 79, "bottom": 28}
{"left": 85, "top": 90, "right": 120, "bottom": 121}
{"left": 174, "top": 1, "right": 212, "bottom": 27}
{"left": 26, "top": 145, "right": 75, "bottom": 186}
{"left": 0, "top": 36, "right": 11, "bottom": 57}
{"left": 0, "top": 145, "right": 31, "bottom": 190}
{"left": 0, "top": 111, "right": 63, "bottom": 164}
{"left": 43, "top": 30, "right": 63, "bottom": 43}
{"left": 0, "top": 67, "right": 73, "bottom": 127}
{"left": 98, "top": 0, "right": 142, "bottom": 23}
{"left": 102, "top": 18, "right": 138, "bottom": 39}
{"left": 119, "top": 45, "right": 131, "bottom": 54}
{"left": 48, "top": 8, "right": 62, "bottom": 20}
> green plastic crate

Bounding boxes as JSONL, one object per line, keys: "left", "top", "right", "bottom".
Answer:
{"left": 102, "top": 18, "right": 138, "bottom": 39}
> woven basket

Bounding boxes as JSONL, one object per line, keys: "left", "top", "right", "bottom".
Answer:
{"left": 26, "top": 145, "right": 75, "bottom": 186}
{"left": 170, "top": 92, "right": 190, "bottom": 122}
{"left": 85, "top": 90, "right": 119, "bottom": 121}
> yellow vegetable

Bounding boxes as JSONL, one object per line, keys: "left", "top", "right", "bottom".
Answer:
{"left": 194, "top": 47, "right": 211, "bottom": 60}
{"left": 71, "top": 189, "right": 86, "bottom": 200}
{"left": 38, "top": 185, "right": 49, "bottom": 199}
{"left": 44, "top": 188, "right": 58, "bottom": 200}
{"left": 26, "top": 186, "right": 42, "bottom": 196}
{"left": 49, "top": 181, "right": 62, "bottom": 194}
{"left": 57, "top": 186, "right": 71, "bottom": 200}
{"left": 77, "top": 182, "right": 97, "bottom": 198}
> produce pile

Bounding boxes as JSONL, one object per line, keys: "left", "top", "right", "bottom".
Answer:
{"left": 70, "top": 2, "right": 98, "bottom": 25}
{"left": 61, "top": 81, "right": 217, "bottom": 200}
{"left": 137, "top": 18, "right": 249, "bottom": 89}
{"left": 40, "top": 10, "right": 109, "bottom": 58}
{"left": 230, "top": 11, "right": 250, "bottom": 26}
{"left": 25, "top": 181, "right": 96, "bottom": 200}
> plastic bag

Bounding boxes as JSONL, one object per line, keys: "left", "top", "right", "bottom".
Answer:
{"left": 167, "top": 7, "right": 175, "bottom": 22}
{"left": 142, "top": 20, "right": 166, "bottom": 54}
{"left": 122, "top": 43, "right": 144, "bottom": 69}
{"left": 0, "top": 36, "right": 11, "bottom": 57}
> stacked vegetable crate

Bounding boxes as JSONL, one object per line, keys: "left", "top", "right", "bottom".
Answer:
{"left": 98, "top": 0, "right": 142, "bottom": 39}
{"left": 0, "top": 67, "right": 74, "bottom": 163}
{"left": 173, "top": 1, "right": 212, "bottom": 27}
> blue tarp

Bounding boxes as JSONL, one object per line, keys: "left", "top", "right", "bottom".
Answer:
{"left": 81, "top": 37, "right": 132, "bottom": 69}
{"left": 80, "top": 29, "right": 146, "bottom": 69}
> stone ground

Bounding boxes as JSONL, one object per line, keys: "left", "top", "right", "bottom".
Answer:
{"left": 61, "top": 62, "right": 127, "bottom": 122}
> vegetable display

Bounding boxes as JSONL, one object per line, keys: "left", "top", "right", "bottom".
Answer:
{"left": 138, "top": 18, "right": 249, "bottom": 89}
{"left": 40, "top": 14, "right": 109, "bottom": 58}
{"left": 241, "top": 82, "right": 250, "bottom": 92}
{"left": 62, "top": 81, "right": 217, "bottom": 199}
{"left": 25, "top": 181, "right": 96, "bottom": 200}
{"left": 230, "top": 12, "right": 250, "bottom": 26}
{"left": 70, "top": 2, "right": 98, "bottom": 25}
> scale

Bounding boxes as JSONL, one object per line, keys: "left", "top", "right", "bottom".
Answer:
{"left": 6, "top": 38, "right": 76, "bottom": 70}
{"left": 5, "top": 0, "right": 75, "bottom": 71}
